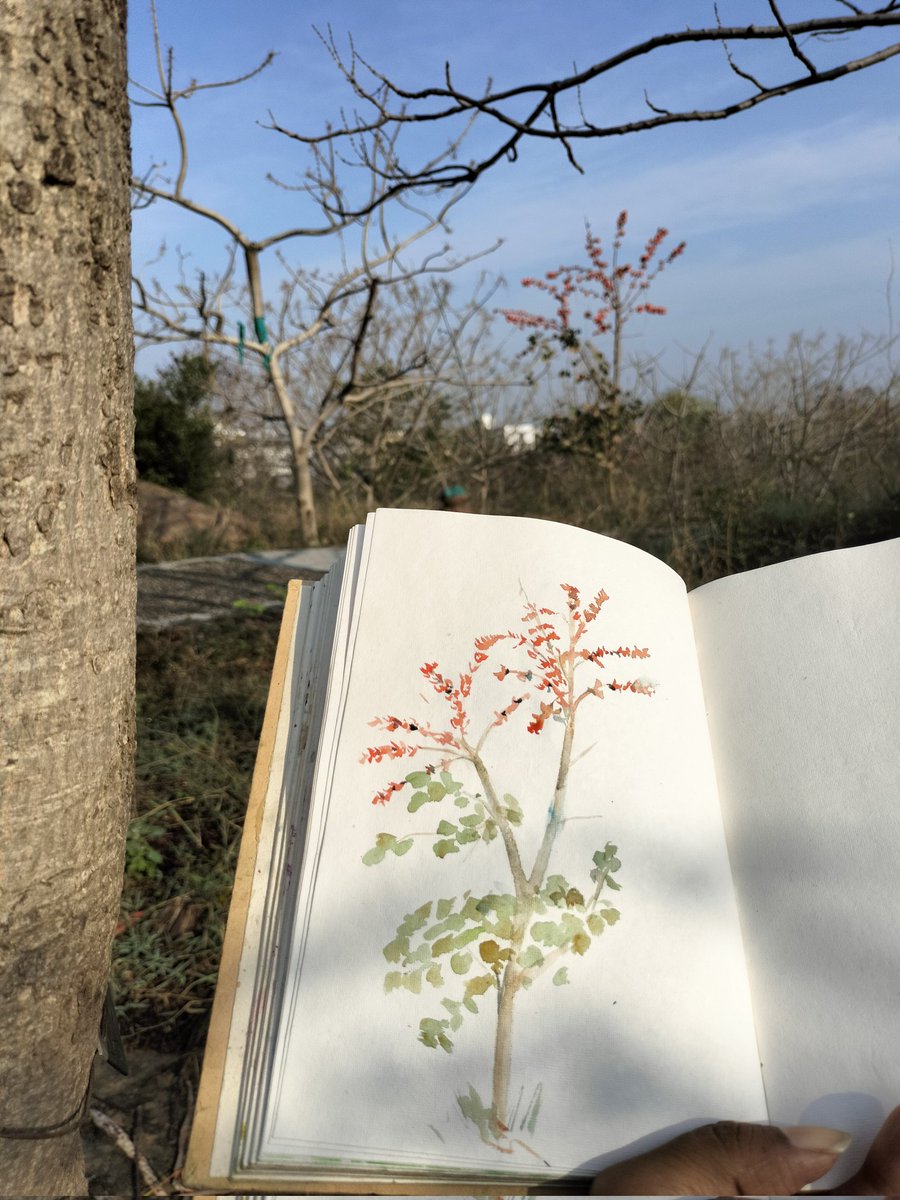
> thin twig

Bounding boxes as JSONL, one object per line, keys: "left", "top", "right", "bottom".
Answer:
{"left": 88, "top": 1106, "right": 170, "bottom": 1197}
{"left": 767, "top": 0, "right": 819, "bottom": 73}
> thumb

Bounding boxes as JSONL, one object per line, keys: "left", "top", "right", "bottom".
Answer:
{"left": 590, "top": 1120, "right": 851, "bottom": 1196}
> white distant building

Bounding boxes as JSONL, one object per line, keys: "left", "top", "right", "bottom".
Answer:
{"left": 481, "top": 412, "right": 537, "bottom": 451}
{"left": 502, "top": 422, "right": 537, "bottom": 450}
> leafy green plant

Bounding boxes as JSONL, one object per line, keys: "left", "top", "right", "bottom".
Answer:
{"left": 124, "top": 818, "right": 165, "bottom": 879}
{"left": 112, "top": 611, "right": 281, "bottom": 1045}
{"left": 134, "top": 354, "right": 231, "bottom": 500}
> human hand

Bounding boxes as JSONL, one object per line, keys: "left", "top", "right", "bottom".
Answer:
{"left": 590, "top": 1106, "right": 900, "bottom": 1195}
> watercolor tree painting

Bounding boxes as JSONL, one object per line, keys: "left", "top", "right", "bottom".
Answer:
{"left": 361, "top": 583, "right": 654, "bottom": 1149}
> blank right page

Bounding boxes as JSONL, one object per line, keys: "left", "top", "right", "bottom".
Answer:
{"left": 689, "top": 538, "right": 899, "bottom": 1183}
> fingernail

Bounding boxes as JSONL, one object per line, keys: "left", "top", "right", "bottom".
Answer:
{"left": 780, "top": 1124, "right": 852, "bottom": 1154}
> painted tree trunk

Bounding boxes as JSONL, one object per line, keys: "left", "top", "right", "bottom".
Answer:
{"left": 490, "top": 697, "right": 576, "bottom": 1136}
{"left": 491, "top": 964, "right": 520, "bottom": 1132}
{"left": 0, "top": 1, "right": 133, "bottom": 1191}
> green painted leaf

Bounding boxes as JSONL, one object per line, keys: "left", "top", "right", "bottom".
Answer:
{"left": 553, "top": 967, "right": 569, "bottom": 986}
{"left": 419, "top": 1016, "right": 452, "bottom": 1051}
{"left": 433, "top": 838, "right": 459, "bottom": 859}
{"left": 571, "top": 931, "right": 591, "bottom": 955}
{"left": 383, "top": 936, "right": 408, "bottom": 963}
{"left": 362, "top": 845, "right": 386, "bottom": 866}
{"left": 587, "top": 912, "right": 607, "bottom": 935}
{"left": 431, "top": 934, "right": 454, "bottom": 956}
{"left": 544, "top": 873, "right": 569, "bottom": 895}
{"left": 530, "top": 912, "right": 584, "bottom": 948}
{"left": 456, "top": 827, "right": 479, "bottom": 845}
{"left": 424, "top": 913, "right": 466, "bottom": 940}
{"left": 436, "top": 819, "right": 457, "bottom": 836}
{"left": 407, "top": 942, "right": 432, "bottom": 965}
{"left": 407, "top": 791, "right": 432, "bottom": 813}
{"left": 406, "top": 771, "right": 431, "bottom": 788}
{"left": 478, "top": 939, "right": 501, "bottom": 964}
{"left": 450, "top": 926, "right": 482, "bottom": 951}
{"left": 454, "top": 795, "right": 469, "bottom": 808}
{"left": 518, "top": 944, "right": 544, "bottom": 969}
{"left": 530, "top": 920, "right": 564, "bottom": 947}
{"left": 476, "top": 893, "right": 517, "bottom": 923}
{"left": 440, "top": 771, "right": 463, "bottom": 793}
{"left": 482, "top": 820, "right": 498, "bottom": 842}
{"left": 427, "top": 781, "right": 447, "bottom": 802}
{"left": 391, "top": 838, "right": 414, "bottom": 856}
{"left": 502, "top": 794, "right": 524, "bottom": 825}
{"left": 426, "top": 963, "right": 443, "bottom": 987}
{"left": 463, "top": 974, "right": 496, "bottom": 1001}
{"left": 487, "top": 916, "right": 515, "bottom": 943}
{"left": 463, "top": 996, "right": 478, "bottom": 1013}
{"left": 604, "top": 907, "right": 621, "bottom": 924}
{"left": 398, "top": 903, "right": 432, "bottom": 936}
{"left": 592, "top": 843, "right": 621, "bottom": 871}
{"left": 458, "top": 813, "right": 483, "bottom": 828}
{"left": 450, "top": 951, "right": 472, "bottom": 975}
{"left": 403, "top": 969, "right": 423, "bottom": 994}
{"left": 441, "top": 998, "right": 464, "bottom": 1030}
{"left": 606, "top": 876, "right": 622, "bottom": 891}
{"left": 384, "top": 971, "right": 402, "bottom": 992}
{"left": 436, "top": 898, "right": 455, "bottom": 920}
{"left": 375, "top": 832, "right": 398, "bottom": 849}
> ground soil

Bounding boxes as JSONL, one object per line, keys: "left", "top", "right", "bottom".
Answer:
{"left": 82, "top": 554, "right": 329, "bottom": 1196}
{"left": 137, "top": 554, "right": 325, "bottom": 630}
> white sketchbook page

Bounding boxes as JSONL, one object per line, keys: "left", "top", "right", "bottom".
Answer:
{"left": 264, "top": 510, "right": 766, "bottom": 1177}
{"left": 690, "top": 538, "right": 900, "bottom": 1184}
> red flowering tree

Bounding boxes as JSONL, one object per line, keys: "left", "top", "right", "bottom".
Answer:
{"left": 503, "top": 211, "right": 686, "bottom": 402}
{"left": 362, "top": 583, "right": 653, "bottom": 1146}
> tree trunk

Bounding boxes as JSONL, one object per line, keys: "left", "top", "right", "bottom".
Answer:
{"left": 0, "top": 2, "right": 134, "bottom": 1193}
{"left": 268, "top": 361, "right": 321, "bottom": 546}
{"left": 294, "top": 443, "right": 321, "bottom": 547}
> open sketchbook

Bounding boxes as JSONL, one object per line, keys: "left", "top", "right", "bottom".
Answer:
{"left": 185, "top": 510, "right": 899, "bottom": 1194}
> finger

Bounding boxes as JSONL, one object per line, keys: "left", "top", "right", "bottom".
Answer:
{"left": 828, "top": 1104, "right": 900, "bottom": 1195}
{"left": 590, "top": 1120, "right": 850, "bottom": 1196}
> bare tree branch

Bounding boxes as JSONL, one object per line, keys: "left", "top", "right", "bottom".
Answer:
{"left": 766, "top": 0, "right": 818, "bottom": 74}
{"left": 131, "top": 9, "right": 503, "bottom": 545}
{"left": 264, "top": 7, "right": 900, "bottom": 215}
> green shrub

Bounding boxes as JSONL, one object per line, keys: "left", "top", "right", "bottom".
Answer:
{"left": 134, "top": 354, "right": 231, "bottom": 500}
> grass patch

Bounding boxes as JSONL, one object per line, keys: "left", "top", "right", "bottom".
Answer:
{"left": 113, "top": 609, "right": 281, "bottom": 1049}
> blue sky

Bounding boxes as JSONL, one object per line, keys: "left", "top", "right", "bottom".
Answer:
{"left": 128, "top": 2, "right": 900, "bottom": 387}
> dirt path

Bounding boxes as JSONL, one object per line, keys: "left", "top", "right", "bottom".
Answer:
{"left": 137, "top": 551, "right": 336, "bottom": 629}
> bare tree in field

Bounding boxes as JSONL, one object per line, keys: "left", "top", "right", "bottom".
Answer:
{"left": 0, "top": 1, "right": 133, "bottom": 1192}
{"left": 268, "top": 3, "right": 900, "bottom": 214}
{"left": 131, "top": 8, "right": 495, "bottom": 546}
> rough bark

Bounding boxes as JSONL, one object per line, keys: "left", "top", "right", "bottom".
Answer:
{"left": 0, "top": 1, "right": 134, "bottom": 1193}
